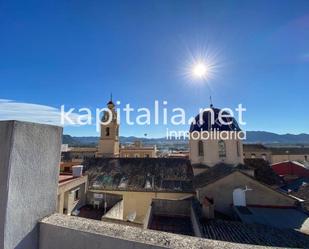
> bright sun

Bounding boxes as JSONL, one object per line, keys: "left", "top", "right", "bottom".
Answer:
{"left": 192, "top": 63, "right": 208, "bottom": 78}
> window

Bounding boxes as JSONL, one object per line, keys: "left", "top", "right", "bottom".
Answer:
{"left": 218, "top": 140, "right": 226, "bottom": 158}
{"left": 145, "top": 154, "right": 150, "bottom": 158}
{"left": 105, "top": 127, "right": 110, "bottom": 136}
{"left": 305, "top": 155, "right": 308, "bottom": 161}
{"left": 135, "top": 154, "right": 139, "bottom": 158}
{"left": 251, "top": 153, "right": 256, "bottom": 159}
{"left": 198, "top": 140, "right": 204, "bottom": 157}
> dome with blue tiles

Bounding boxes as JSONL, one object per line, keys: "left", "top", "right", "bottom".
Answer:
{"left": 189, "top": 106, "right": 241, "bottom": 132}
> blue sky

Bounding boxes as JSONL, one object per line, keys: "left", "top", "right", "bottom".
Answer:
{"left": 1, "top": 0, "right": 309, "bottom": 137}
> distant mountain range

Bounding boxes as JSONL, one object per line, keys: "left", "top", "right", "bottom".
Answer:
{"left": 62, "top": 131, "right": 309, "bottom": 147}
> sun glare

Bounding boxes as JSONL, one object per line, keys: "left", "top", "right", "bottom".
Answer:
{"left": 192, "top": 62, "right": 208, "bottom": 78}
{"left": 181, "top": 45, "right": 221, "bottom": 85}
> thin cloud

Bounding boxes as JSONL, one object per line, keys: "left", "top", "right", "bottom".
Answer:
{"left": 0, "top": 99, "right": 87, "bottom": 126}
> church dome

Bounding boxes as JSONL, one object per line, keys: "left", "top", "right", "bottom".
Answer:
{"left": 189, "top": 106, "right": 241, "bottom": 132}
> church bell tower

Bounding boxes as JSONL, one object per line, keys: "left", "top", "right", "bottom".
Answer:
{"left": 97, "top": 96, "right": 120, "bottom": 157}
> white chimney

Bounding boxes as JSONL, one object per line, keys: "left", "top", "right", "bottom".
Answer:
{"left": 72, "top": 165, "right": 83, "bottom": 177}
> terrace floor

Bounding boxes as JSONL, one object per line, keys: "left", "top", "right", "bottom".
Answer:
{"left": 149, "top": 214, "right": 194, "bottom": 236}
{"left": 77, "top": 205, "right": 109, "bottom": 220}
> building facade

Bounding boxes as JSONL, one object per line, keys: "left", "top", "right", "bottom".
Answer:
{"left": 243, "top": 144, "right": 272, "bottom": 162}
{"left": 57, "top": 168, "right": 88, "bottom": 216}
{"left": 189, "top": 107, "right": 244, "bottom": 169}
{"left": 120, "top": 141, "right": 157, "bottom": 158}
{"left": 243, "top": 145, "right": 309, "bottom": 164}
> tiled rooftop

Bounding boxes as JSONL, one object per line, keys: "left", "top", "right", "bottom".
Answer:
{"left": 84, "top": 158, "right": 194, "bottom": 192}
{"left": 201, "top": 219, "right": 309, "bottom": 248}
{"left": 58, "top": 174, "right": 86, "bottom": 186}
{"left": 292, "top": 184, "right": 309, "bottom": 211}
{"left": 194, "top": 163, "right": 250, "bottom": 188}
{"left": 59, "top": 174, "right": 74, "bottom": 183}
{"left": 234, "top": 206, "right": 309, "bottom": 234}
{"left": 244, "top": 159, "right": 283, "bottom": 186}
{"left": 269, "top": 147, "right": 309, "bottom": 155}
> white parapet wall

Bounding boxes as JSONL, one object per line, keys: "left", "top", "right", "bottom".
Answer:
{"left": 39, "top": 214, "right": 269, "bottom": 249}
{"left": 0, "top": 121, "right": 62, "bottom": 249}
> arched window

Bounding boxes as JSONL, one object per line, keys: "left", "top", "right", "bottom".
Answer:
{"left": 198, "top": 140, "right": 204, "bottom": 157}
{"left": 105, "top": 127, "right": 110, "bottom": 136}
{"left": 218, "top": 140, "right": 226, "bottom": 158}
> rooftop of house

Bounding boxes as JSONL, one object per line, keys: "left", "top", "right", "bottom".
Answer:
{"left": 193, "top": 161, "right": 287, "bottom": 192}
{"left": 292, "top": 184, "right": 309, "bottom": 212}
{"left": 234, "top": 206, "right": 309, "bottom": 234}
{"left": 272, "top": 160, "right": 309, "bottom": 169}
{"left": 120, "top": 147, "right": 156, "bottom": 151}
{"left": 59, "top": 174, "right": 74, "bottom": 183}
{"left": 201, "top": 219, "right": 309, "bottom": 248}
{"left": 269, "top": 147, "right": 309, "bottom": 155}
{"left": 58, "top": 173, "right": 87, "bottom": 187}
{"left": 243, "top": 144, "right": 270, "bottom": 152}
{"left": 244, "top": 158, "right": 283, "bottom": 186}
{"left": 193, "top": 163, "right": 252, "bottom": 188}
{"left": 281, "top": 177, "right": 309, "bottom": 192}
{"left": 84, "top": 158, "right": 194, "bottom": 192}
{"left": 68, "top": 147, "right": 98, "bottom": 153}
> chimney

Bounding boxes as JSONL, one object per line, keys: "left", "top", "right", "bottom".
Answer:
{"left": 202, "top": 196, "right": 215, "bottom": 219}
{"left": 72, "top": 165, "right": 83, "bottom": 177}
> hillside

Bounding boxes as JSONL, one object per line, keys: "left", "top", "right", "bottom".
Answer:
{"left": 62, "top": 131, "right": 309, "bottom": 148}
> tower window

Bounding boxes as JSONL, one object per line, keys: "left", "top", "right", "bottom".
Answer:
{"left": 105, "top": 127, "right": 110, "bottom": 136}
{"left": 198, "top": 140, "right": 204, "bottom": 157}
{"left": 218, "top": 140, "right": 226, "bottom": 158}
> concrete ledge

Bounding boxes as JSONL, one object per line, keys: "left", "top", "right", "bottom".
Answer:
{"left": 40, "top": 214, "right": 272, "bottom": 249}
